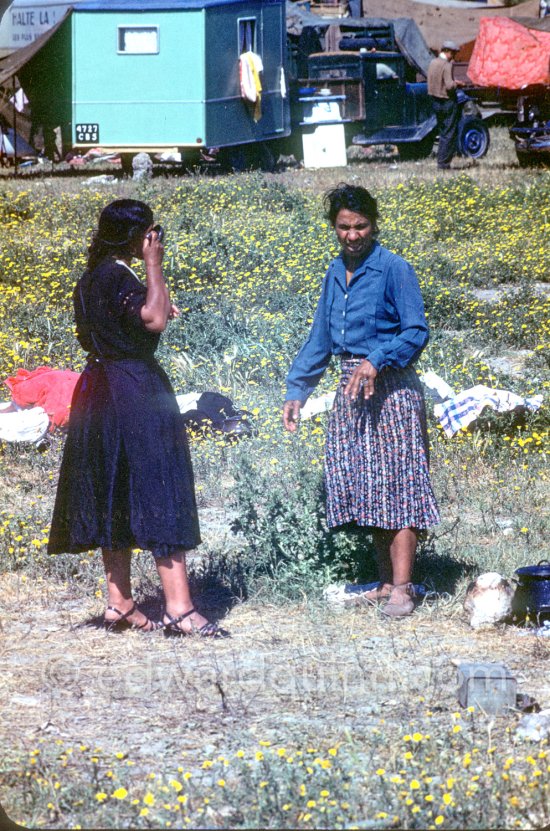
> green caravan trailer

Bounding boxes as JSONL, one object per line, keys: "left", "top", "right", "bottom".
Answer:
{"left": 18, "top": 0, "right": 290, "bottom": 161}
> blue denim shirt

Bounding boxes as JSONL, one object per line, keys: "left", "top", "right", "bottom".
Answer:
{"left": 285, "top": 241, "right": 429, "bottom": 403}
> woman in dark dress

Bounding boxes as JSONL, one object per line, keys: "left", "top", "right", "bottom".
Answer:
{"left": 49, "top": 199, "right": 228, "bottom": 637}
{"left": 283, "top": 185, "right": 439, "bottom": 617}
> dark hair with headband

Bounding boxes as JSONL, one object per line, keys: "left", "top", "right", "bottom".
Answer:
{"left": 87, "top": 199, "right": 154, "bottom": 271}
{"left": 323, "top": 184, "right": 379, "bottom": 233}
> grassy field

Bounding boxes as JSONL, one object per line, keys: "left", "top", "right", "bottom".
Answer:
{"left": 0, "top": 128, "right": 549, "bottom": 830}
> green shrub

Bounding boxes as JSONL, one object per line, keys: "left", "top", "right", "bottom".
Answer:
{"left": 229, "top": 445, "right": 380, "bottom": 600}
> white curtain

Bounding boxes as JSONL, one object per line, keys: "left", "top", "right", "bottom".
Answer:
{"left": 121, "top": 28, "right": 158, "bottom": 54}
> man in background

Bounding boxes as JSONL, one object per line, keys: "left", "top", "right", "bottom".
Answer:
{"left": 427, "top": 40, "right": 464, "bottom": 170}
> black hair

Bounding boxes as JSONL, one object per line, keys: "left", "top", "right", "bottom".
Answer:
{"left": 87, "top": 199, "right": 154, "bottom": 270}
{"left": 323, "top": 183, "right": 379, "bottom": 232}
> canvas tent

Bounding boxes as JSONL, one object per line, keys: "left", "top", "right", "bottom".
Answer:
{"left": 0, "top": 0, "right": 79, "bottom": 56}
{"left": 0, "top": 12, "right": 68, "bottom": 147}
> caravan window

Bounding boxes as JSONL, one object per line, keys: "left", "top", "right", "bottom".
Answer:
{"left": 238, "top": 18, "right": 256, "bottom": 53}
{"left": 118, "top": 26, "right": 159, "bottom": 54}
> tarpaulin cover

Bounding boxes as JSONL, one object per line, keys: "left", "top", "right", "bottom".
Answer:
{"left": 285, "top": 1, "right": 434, "bottom": 76}
{"left": 468, "top": 17, "right": 550, "bottom": 89}
{"left": 5, "top": 367, "right": 80, "bottom": 429}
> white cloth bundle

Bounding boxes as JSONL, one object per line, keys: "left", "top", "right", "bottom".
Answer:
{"left": 0, "top": 402, "right": 49, "bottom": 443}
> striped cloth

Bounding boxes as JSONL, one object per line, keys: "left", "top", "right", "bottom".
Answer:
{"left": 433, "top": 385, "right": 543, "bottom": 437}
{"left": 325, "top": 359, "right": 440, "bottom": 530}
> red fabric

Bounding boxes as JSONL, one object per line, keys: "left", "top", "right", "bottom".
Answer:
{"left": 5, "top": 367, "right": 80, "bottom": 429}
{"left": 468, "top": 18, "right": 550, "bottom": 89}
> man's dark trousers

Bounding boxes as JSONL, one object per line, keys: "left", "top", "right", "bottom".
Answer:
{"left": 431, "top": 97, "right": 460, "bottom": 169}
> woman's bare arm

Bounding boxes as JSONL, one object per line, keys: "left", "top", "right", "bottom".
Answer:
{"left": 140, "top": 231, "right": 172, "bottom": 332}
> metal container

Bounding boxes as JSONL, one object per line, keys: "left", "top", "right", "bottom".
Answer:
{"left": 513, "top": 560, "right": 550, "bottom": 619}
{"left": 457, "top": 662, "right": 517, "bottom": 715}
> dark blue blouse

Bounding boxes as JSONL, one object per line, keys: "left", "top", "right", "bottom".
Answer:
{"left": 285, "top": 241, "right": 429, "bottom": 403}
{"left": 74, "top": 259, "right": 159, "bottom": 360}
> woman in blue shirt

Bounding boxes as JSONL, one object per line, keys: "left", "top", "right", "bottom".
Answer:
{"left": 283, "top": 184, "right": 439, "bottom": 617}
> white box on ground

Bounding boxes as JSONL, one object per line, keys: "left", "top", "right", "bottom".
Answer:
{"left": 302, "top": 123, "right": 347, "bottom": 168}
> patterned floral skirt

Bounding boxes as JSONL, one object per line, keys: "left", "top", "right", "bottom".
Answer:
{"left": 324, "top": 358, "right": 440, "bottom": 530}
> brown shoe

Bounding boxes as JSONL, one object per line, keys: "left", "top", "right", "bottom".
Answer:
{"left": 381, "top": 583, "right": 415, "bottom": 618}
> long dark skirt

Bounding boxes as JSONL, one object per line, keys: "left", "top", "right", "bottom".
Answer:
{"left": 48, "top": 357, "right": 201, "bottom": 557}
{"left": 324, "top": 359, "right": 440, "bottom": 530}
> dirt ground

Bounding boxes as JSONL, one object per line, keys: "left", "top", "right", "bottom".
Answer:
{"left": 2, "top": 536, "right": 549, "bottom": 785}
{"left": 359, "top": 0, "right": 542, "bottom": 50}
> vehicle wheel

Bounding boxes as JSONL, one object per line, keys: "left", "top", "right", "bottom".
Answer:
{"left": 458, "top": 118, "right": 490, "bottom": 159}
{"left": 397, "top": 133, "right": 435, "bottom": 161}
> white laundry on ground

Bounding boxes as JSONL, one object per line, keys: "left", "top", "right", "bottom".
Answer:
{"left": 420, "top": 370, "right": 455, "bottom": 403}
{"left": 300, "top": 392, "right": 336, "bottom": 420}
{"left": 175, "top": 392, "right": 202, "bottom": 414}
{"left": 0, "top": 402, "right": 49, "bottom": 443}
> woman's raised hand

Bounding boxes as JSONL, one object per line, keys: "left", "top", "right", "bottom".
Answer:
{"left": 140, "top": 228, "right": 170, "bottom": 332}
{"left": 142, "top": 228, "right": 164, "bottom": 267}
{"left": 283, "top": 400, "right": 302, "bottom": 432}
{"left": 344, "top": 359, "right": 378, "bottom": 401}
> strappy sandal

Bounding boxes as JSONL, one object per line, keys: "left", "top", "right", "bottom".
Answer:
{"left": 163, "top": 608, "right": 230, "bottom": 639}
{"left": 104, "top": 604, "right": 163, "bottom": 633}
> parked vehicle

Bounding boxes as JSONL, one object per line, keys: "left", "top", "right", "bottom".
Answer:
{"left": 302, "top": 42, "right": 489, "bottom": 160}
{"left": 509, "top": 87, "right": 550, "bottom": 166}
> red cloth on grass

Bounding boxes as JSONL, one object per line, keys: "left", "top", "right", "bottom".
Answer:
{"left": 5, "top": 367, "right": 80, "bottom": 429}
{"left": 468, "top": 18, "right": 550, "bottom": 89}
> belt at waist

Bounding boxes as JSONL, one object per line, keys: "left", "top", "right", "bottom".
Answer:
{"left": 87, "top": 354, "right": 128, "bottom": 364}
{"left": 87, "top": 353, "right": 155, "bottom": 363}
{"left": 340, "top": 352, "right": 366, "bottom": 361}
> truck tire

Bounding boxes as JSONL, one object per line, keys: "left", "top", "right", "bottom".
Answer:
{"left": 397, "top": 133, "right": 435, "bottom": 161}
{"left": 458, "top": 118, "right": 490, "bottom": 159}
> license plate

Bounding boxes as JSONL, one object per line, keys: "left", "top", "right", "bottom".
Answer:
{"left": 75, "top": 124, "right": 99, "bottom": 143}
